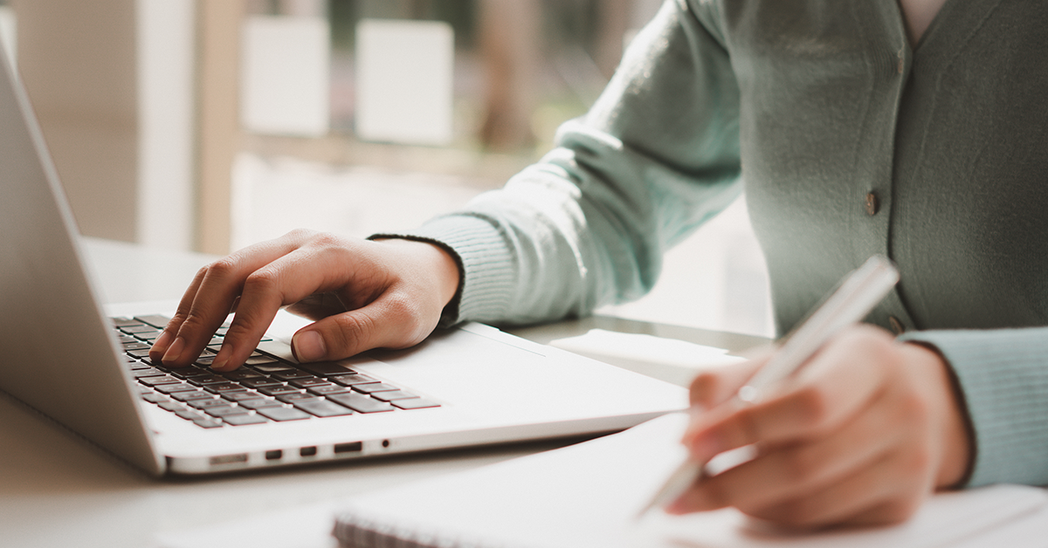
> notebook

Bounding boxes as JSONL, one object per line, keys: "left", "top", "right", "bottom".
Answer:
{"left": 0, "top": 39, "right": 687, "bottom": 476}
{"left": 154, "top": 413, "right": 1048, "bottom": 548}
{"left": 330, "top": 413, "right": 1048, "bottom": 548}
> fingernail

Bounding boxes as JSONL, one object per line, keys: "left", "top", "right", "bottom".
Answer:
{"left": 292, "top": 331, "right": 326, "bottom": 362}
{"left": 162, "top": 337, "right": 185, "bottom": 364}
{"left": 211, "top": 344, "right": 232, "bottom": 371}
{"left": 151, "top": 330, "right": 173, "bottom": 357}
{"left": 665, "top": 491, "right": 710, "bottom": 515}
{"left": 689, "top": 433, "right": 725, "bottom": 462}
{"left": 664, "top": 497, "right": 689, "bottom": 515}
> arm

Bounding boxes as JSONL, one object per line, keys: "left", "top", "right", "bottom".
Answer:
{"left": 401, "top": 0, "right": 744, "bottom": 326}
{"left": 153, "top": 0, "right": 744, "bottom": 367}
{"left": 900, "top": 328, "right": 1048, "bottom": 488}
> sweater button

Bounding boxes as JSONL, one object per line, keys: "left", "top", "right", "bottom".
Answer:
{"left": 865, "top": 192, "right": 879, "bottom": 216}
{"left": 889, "top": 316, "right": 906, "bottom": 334}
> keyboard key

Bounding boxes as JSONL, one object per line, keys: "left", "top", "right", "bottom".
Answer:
{"left": 205, "top": 405, "right": 248, "bottom": 417}
{"left": 259, "top": 386, "right": 304, "bottom": 397}
{"left": 307, "top": 385, "right": 351, "bottom": 396}
{"left": 289, "top": 378, "right": 331, "bottom": 389}
{"left": 175, "top": 410, "right": 207, "bottom": 421}
{"left": 294, "top": 399, "right": 354, "bottom": 417}
{"left": 222, "top": 370, "right": 265, "bottom": 381}
{"left": 371, "top": 390, "right": 420, "bottom": 402}
{"left": 276, "top": 393, "right": 321, "bottom": 404}
{"left": 244, "top": 355, "right": 281, "bottom": 367}
{"left": 241, "top": 378, "right": 283, "bottom": 389}
{"left": 158, "top": 401, "right": 188, "bottom": 412}
{"left": 391, "top": 398, "right": 440, "bottom": 410}
{"left": 171, "top": 390, "right": 215, "bottom": 402}
{"left": 194, "top": 355, "right": 218, "bottom": 367}
{"left": 270, "top": 369, "right": 316, "bottom": 381}
{"left": 238, "top": 398, "right": 283, "bottom": 410}
{"left": 120, "top": 325, "right": 161, "bottom": 335}
{"left": 132, "top": 314, "right": 171, "bottom": 328}
{"left": 204, "top": 383, "right": 249, "bottom": 394}
{"left": 222, "top": 391, "right": 264, "bottom": 402}
{"left": 189, "top": 398, "right": 232, "bottom": 410}
{"left": 352, "top": 382, "right": 399, "bottom": 394}
{"left": 193, "top": 418, "right": 224, "bottom": 428}
{"left": 188, "top": 374, "right": 229, "bottom": 386}
{"left": 223, "top": 413, "right": 269, "bottom": 426}
{"left": 141, "top": 392, "right": 167, "bottom": 404}
{"left": 155, "top": 382, "right": 198, "bottom": 394}
{"left": 131, "top": 368, "right": 165, "bottom": 379}
{"left": 297, "top": 361, "right": 357, "bottom": 377}
{"left": 111, "top": 317, "right": 142, "bottom": 327}
{"left": 252, "top": 363, "right": 298, "bottom": 374}
{"left": 139, "top": 375, "right": 181, "bottom": 386}
{"left": 329, "top": 373, "right": 376, "bottom": 386}
{"left": 257, "top": 406, "right": 311, "bottom": 422}
{"left": 327, "top": 393, "right": 394, "bottom": 414}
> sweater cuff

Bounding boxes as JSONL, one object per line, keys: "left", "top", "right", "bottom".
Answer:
{"left": 373, "top": 214, "right": 517, "bottom": 327}
{"left": 900, "top": 328, "right": 1048, "bottom": 487}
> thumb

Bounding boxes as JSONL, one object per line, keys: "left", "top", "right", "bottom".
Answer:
{"left": 290, "top": 302, "right": 434, "bottom": 362}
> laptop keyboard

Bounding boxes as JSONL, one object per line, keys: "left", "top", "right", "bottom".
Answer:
{"left": 111, "top": 316, "right": 440, "bottom": 429}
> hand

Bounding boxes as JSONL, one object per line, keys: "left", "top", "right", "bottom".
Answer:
{"left": 668, "top": 324, "right": 972, "bottom": 528}
{"left": 148, "top": 230, "right": 461, "bottom": 371}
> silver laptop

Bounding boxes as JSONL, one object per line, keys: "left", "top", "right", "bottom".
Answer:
{"left": 0, "top": 43, "right": 687, "bottom": 476}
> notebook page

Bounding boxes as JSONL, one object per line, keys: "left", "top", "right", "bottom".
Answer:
{"left": 334, "top": 413, "right": 1048, "bottom": 548}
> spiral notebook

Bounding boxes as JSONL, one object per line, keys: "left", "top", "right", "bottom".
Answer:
{"left": 331, "top": 413, "right": 1048, "bottom": 548}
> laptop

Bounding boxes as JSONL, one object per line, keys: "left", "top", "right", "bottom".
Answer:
{"left": 0, "top": 42, "right": 687, "bottom": 476}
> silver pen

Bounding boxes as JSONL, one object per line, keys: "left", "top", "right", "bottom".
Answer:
{"left": 637, "top": 255, "right": 900, "bottom": 518}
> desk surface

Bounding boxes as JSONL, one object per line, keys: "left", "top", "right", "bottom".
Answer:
{"left": 1, "top": 238, "right": 767, "bottom": 548}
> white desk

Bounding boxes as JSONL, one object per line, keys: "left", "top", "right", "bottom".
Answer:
{"left": 0, "top": 238, "right": 766, "bottom": 548}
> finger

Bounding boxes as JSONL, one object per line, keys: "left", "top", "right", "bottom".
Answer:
{"left": 688, "top": 356, "right": 767, "bottom": 409}
{"left": 292, "top": 290, "right": 435, "bottom": 362}
{"left": 684, "top": 327, "right": 894, "bottom": 462}
{"left": 743, "top": 451, "right": 929, "bottom": 528}
{"left": 671, "top": 386, "right": 903, "bottom": 516}
{"left": 210, "top": 243, "right": 346, "bottom": 370}
{"left": 285, "top": 293, "right": 348, "bottom": 321}
{"left": 150, "top": 266, "right": 207, "bottom": 363}
{"left": 160, "top": 232, "right": 316, "bottom": 368}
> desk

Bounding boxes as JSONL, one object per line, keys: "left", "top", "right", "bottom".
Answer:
{"left": 0, "top": 238, "right": 766, "bottom": 548}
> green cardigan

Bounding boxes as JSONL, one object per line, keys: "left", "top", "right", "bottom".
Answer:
{"left": 397, "top": 0, "right": 1048, "bottom": 488}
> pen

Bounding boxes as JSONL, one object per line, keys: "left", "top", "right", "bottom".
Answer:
{"left": 637, "top": 254, "right": 901, "bottom": 518}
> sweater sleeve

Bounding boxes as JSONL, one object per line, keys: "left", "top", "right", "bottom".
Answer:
{"left": 399, "top": 0, "right": 744, "bottom": 327}
{"left": 900, "top": 328, "right": 1048, "bottom": 487}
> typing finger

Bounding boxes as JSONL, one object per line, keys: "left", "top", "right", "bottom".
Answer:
{"left": 209, "top": 241, "right": 349, "bottom": 371}
{"left": 154, "top": 231, "right": 315, "bottom": 367}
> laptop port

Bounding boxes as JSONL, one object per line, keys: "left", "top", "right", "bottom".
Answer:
{"left": 300, "top": 446, "right": 317, "bottom": 457}
{"left": 209, "top": 453, "right": 248, "bottom": 466}
{"left": 334, "top": 442, "right": 363, "bottom": 454}
{"left": 265, "top": 450, "right": 283, "bottom": 461}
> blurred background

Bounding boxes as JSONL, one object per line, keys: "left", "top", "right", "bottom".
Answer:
{"left": 0, "top": 0, "right": 772, "bottom": 337}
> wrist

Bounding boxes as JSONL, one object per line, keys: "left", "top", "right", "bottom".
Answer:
{"left": 901, "top": 342, "right": 973, "bottom": 489}
{"left": 373, "top": 237, "right": 462, "bottom": 309}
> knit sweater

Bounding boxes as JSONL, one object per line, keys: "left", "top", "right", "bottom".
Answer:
{"left": 395, "top": 0, "right": 1048, "bottom": 488}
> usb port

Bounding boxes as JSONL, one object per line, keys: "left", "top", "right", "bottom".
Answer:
{"left": 334, "top": 442, "right": 363, "bottom": 454}
{"left": 299, "top": 446, "right": 318, "bottom": 457}
{"left": 209, "top": 453, "right": 248, "bottom": 466}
